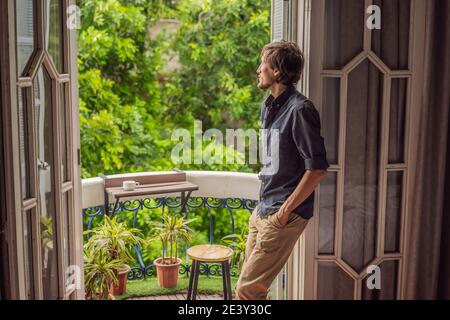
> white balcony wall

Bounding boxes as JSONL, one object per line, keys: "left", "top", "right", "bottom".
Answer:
{"left": 81, "top": 171, "right": 261, "bottom": 209}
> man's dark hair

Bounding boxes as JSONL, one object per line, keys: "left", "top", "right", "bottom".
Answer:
{"left": 261, "top": 41, "right": 305, "bottom": 86}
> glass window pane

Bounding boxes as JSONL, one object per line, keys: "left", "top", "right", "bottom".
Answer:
{"left": 385, "top": 171, "right": 403, "bottom": 253}
{"left": 60, "top": 83, "right": 70, "bottom": 182}
{"left": 35, "top": 67, "right": 59, "bottom": 299}
{"left": 388, "top": 78, "right": 408, "bottom": 164}
{"left": 324, "top": 0, "right": 365, "bottom": 69}
{"left": 362, "top": 260, "right": 399, "bottom": 300}
{"left": 372, "top": 0, "right": 411, "bottom": 70}
{"left": 23, "top": 210, "right": 35, "bottom": 299}
{"left": 322, "top": 78, "right": 340, "bottom": 164}
{"left": 16, "top": 0, "right": 35, "bottom": 76}
{"left": 319, "top": 172, "right": 337, "bottom": 255}
{"left": 45, "top": 0, "right": 64, "bottom": 73}
{"left": 62, "top": 192, "right": 71, "bottom": 273}
{"left": 342, "top": 60, "right": 383, "bottom": 272}
{"left": 317, "top": 262, "right": 355, "bottom": 300}
{"left": 18, "top": 88, "right": 31, "bottom": 199}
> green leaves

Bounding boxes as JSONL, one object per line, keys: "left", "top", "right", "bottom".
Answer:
{"left": 165, "top": 0, "right": 270, "bottom": 130}
{"left": 78, "top": 0, "right": 166, "bottom": 178}
{"left": 84, "top": 215, "right": 146, "bottom": 263}
{"left": 149, "top": 213, "right": 196, "bottom": 262}
{"left": 84, "top": 246, "right": 127, "bottom": 300}
{"left": 222, "top": 230, "right": 248, "bottom": 273}
{"left": 83, "top": 215, "right": 146, "bottom": 299}
{"left": 78, "top": 0, "right": 270, "bottom": 178}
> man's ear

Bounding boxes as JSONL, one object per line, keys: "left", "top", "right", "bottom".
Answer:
{"left": 274, "top": 69, "right": 281, "bottom": 83}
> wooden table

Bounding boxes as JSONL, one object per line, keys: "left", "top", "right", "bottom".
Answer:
{"left": 101, "top": 170, "right": 199, "bottom": 216}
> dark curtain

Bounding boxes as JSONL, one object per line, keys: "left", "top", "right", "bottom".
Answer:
{"left": 438, "top": 113, "right": 450, "bottom": 298}
{"left": 404, "top": 0, "right": 450, "bottom": 300}
{"left": 0, "top": 0, "right": 6, "bottom": 299}
{"left": 0, "top": 60, "right": 4, "bottom": 300}
{"left": 438, "top": 116, "right": 450, "bottom": 299}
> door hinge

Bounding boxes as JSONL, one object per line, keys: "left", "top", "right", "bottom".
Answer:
{"left": 77, "top": 148, "right": 81, "bottom": 166}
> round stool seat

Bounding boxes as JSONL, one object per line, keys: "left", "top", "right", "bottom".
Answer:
{"left": 187, "top": 244, "right": 233, "bottom": 263}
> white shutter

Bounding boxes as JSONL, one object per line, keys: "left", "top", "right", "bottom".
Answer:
{"left": 16, "top": 1, "right": 35, "bottom": 193}
{"left": 16, "top": 0, "right": 35, "bottom": 75}
{"left": 271, "top": 0, "right": 283, "bottom": 41}
{"left": 16, "top": 0, "right": 34, "bottom": 38}
{"left": 271, "top": 0, "right": 291, "bottom": 42}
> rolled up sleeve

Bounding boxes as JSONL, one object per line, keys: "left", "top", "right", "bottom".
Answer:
{"left": 292, "top": 101, "right": 330, "bottom": 171}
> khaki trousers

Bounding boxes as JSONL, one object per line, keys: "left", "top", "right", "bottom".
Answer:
{"left": 234, "top": 208, "right": 309, "bottom": 300}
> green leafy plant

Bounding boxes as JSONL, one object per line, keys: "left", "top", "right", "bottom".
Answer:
{"left": 84, "top": 245, "right": 127, "bottom": 300}
{"left": 40, "top": 215, "right": 53, "bottom": 249}
{"left": 83, "top": 215, "right": 147, "bottom": 298}
{"left": 84, "top": 215, "right": 146, "bottom": 264}
{"left": 150, "top": 212, "right": 196, "bottom": 264}
{"left": 222, "top": 230, "right": 248, "bottom": 273}
{"left": 165, "top": 0, "right": 270, "bottom": 131}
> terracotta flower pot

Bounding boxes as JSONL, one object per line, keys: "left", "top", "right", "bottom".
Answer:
{"left": 115, "top": 268, "right": 131, "bottom": 295}
{"left": 108, "top": 282, "right": 116, "bottom": 300}
{"left": 154, "top": 257, "right": 183, "bottom": 288}
{"left": 109, "top": 266, "right": 131, "bottom": 296}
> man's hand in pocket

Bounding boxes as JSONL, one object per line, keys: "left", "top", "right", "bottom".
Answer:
{"left": 275, "top": 205, "right": 291, "bottom": 227}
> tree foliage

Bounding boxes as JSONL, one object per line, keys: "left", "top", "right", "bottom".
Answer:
{"left": 78, "top": 0, "right": 270, "bottom": 267}
{"left": 78, "top": 0, "right": 270, "bottom": 178}
{"left": 162, "top": 0, "right": 270, "bottom": 130}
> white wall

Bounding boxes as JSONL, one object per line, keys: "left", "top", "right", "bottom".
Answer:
{"left": 81, "top": 170, "right": 261, "bottom": 209}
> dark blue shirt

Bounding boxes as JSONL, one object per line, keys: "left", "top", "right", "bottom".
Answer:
{"left": 257, "top": 85, "right": 329, "bottom": 220}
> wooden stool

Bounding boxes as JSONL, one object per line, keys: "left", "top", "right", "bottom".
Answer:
{"left": 186, "top": 244, "right": 234, "bottom": 300}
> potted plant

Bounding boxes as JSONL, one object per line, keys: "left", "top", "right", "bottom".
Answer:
{"left": 84, "top": 215, "right": 145, "bottom": 296}
{"left": 222, "top": 230, "right": 248, "bottom": 274}
{"left": 40, "top": 215, "right": 53, "bottom": 249}
{"left": 150, "top": 212, "right": 195, "bottom": 288}
{"left": 40, "top": 215, "right": 57, "bottom": 294}
{"left": 84, "top": 245, "right": 128, "bottom": 300}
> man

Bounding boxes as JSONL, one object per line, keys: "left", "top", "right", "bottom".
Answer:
{"left": 234, "top": 41, "right": 329, "bottom": 300}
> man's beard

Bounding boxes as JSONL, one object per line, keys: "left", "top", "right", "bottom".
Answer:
{"left": 258, "top": 81, "right": 271, "bottom": 90}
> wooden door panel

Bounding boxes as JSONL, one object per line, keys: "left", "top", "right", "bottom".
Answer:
{"left": 306, "top": 0, "right": 423, "bottom": 300}
{"left": 7, "top": 0, "right": 81, "bottom": 299}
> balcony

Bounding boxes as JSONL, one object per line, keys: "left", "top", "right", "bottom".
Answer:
{"left": 81, "top": 170, "right": 301, "bottom": 300}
